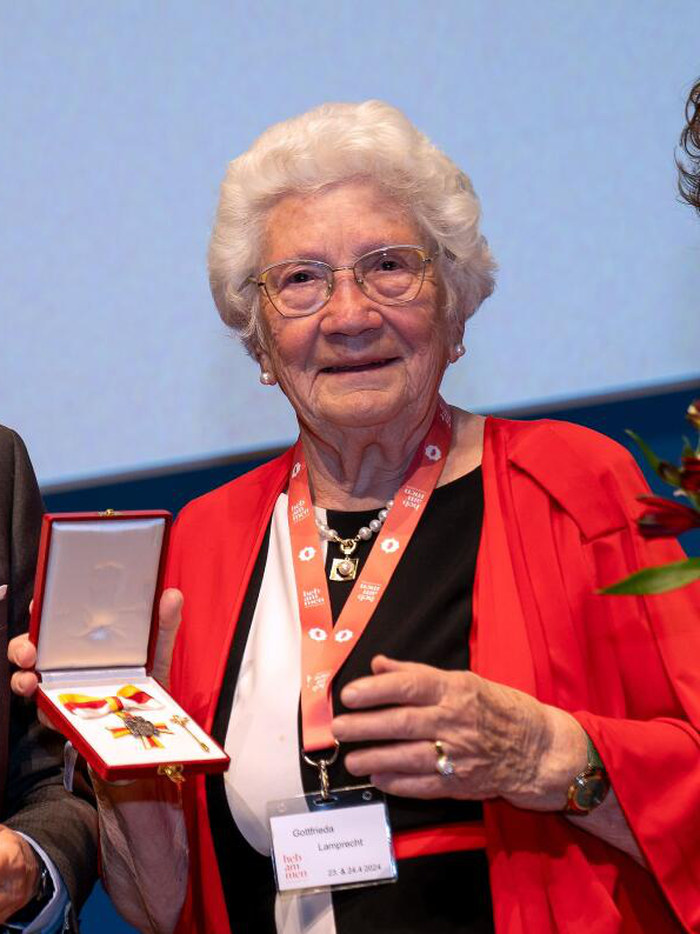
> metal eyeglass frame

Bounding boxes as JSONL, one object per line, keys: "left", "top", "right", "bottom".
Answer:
{"left": 247, "top": 244, "right": 435, "bottom": 318}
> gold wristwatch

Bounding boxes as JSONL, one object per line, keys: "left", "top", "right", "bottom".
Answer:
{"left": 564, "top": 734, "right": 610, "bottom": 815}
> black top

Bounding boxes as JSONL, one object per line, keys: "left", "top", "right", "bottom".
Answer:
{"left": 207, "top": 467, "right": 493, "bottom": 933}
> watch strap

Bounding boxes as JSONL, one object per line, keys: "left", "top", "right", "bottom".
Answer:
{"left": 586, "top": 734, "right": 605, "bottom": 771}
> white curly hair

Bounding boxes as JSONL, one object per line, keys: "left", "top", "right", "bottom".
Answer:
{"left": 208, "top": 100, "right": 496, "bottom": 354}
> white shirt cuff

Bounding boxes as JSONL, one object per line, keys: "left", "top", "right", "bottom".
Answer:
{"left": 3, "top": 834, "right": 68, "bottom": 933}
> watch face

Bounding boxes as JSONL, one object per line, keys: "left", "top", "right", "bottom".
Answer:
{"left": 573, "top": 768, "right": 609, "bottom": 812}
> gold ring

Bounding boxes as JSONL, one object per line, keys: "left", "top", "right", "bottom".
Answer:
{"left": 434, "top": 740, "right": 456, "bottom": 777}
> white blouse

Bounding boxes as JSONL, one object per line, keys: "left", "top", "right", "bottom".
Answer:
{"left": 222, "top": 493, "right": 337, "bottom": 934}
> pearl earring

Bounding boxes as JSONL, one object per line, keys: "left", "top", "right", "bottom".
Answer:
{"left": 260, "top": 371, "right": 275, "bottom": 385}
{"left": 452, "top": 342, "right": 466, "bottom": 362}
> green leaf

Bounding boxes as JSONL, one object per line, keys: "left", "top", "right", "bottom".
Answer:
{"left": 682, "top": 436, "right": 696, "bottom": 459}
{"left": 626, "top": 430, "right": 681, "bottom": 487}
{"left": 600, "top": 558, "right": 700, "bottom": 595}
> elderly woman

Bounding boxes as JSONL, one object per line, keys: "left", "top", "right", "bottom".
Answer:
{"left": 14, "top": 100, "right": 700, "bottom": 934}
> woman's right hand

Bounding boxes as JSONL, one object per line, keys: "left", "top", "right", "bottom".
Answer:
{"left": 8, "top": 587, "right": 184, "bottom": 699}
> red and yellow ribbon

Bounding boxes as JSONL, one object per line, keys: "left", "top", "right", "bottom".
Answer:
{"left": 59, "top": 684, "right": 163, "bottom": 719}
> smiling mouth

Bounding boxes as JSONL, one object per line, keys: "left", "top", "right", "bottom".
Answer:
{"left": 321, "top": 357, "right": 399, "bottom": 374}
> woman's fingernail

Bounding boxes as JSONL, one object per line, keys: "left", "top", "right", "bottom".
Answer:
{"left": 0, "top": 584, "right": 7, "bottom": 600}
{"left": 342, "top": 687, "right": 358, "bottom": 705}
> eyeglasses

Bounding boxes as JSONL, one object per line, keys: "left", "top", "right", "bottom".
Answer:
{"left": 249, "top": 244, "right": 434, "bottom": 318}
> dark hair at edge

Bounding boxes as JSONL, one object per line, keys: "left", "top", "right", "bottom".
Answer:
{"left": 677, "top": 77, "right": 700, "bottom": 214}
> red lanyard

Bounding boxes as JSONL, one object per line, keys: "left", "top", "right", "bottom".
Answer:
{"left": 288, "top": 399, "right": 453, "bottom": 754}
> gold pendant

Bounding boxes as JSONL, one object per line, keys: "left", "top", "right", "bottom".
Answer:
{"left": 329, "top": 556, "right": 359, "bottom": 581}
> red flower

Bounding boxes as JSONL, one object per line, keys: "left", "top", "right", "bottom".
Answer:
{"left": 680, "top": 455, "right": 700, "bottom": 492}
{"left": 636, "top": 495, "right": 700, "bottom": 538}
{"left": 687, "top": 399, "right": 700, "bottom": 430}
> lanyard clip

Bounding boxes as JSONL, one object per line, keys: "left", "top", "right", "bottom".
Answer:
{"left": 303, "top": 741, "right": 340, "bottom": 801}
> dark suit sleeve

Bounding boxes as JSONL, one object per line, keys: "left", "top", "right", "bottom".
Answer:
{"left": 0, "top": 426, "right": 98, "bottom": 916}
{"left": 1, "top": 426, "right": 43, "bottom": 638}
{"left": 4, "top": 721, "right": 99, "bottom": 917}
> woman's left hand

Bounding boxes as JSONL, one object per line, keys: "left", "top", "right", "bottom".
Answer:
{"left": 332, "top": 655, "right": 588, "bottom": 811}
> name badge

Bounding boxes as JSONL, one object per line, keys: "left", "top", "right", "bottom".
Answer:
{"left": 268, "top": 785, "right": 398, "bottom": 895}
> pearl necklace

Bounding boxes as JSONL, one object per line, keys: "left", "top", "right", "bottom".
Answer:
{"left": 315, "top": 498, "right": 395, "bottom": 581}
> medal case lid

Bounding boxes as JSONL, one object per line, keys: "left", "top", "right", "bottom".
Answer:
{"left": 29, "top": 510, "right": 172, "bottom": 675}
{"left": 28, "top": 511, "right": 230, "bottom": 780}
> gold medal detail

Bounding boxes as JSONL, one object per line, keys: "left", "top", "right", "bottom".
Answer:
{"left": 107, "top": 712, "right": 173, "bottom": 750}
{"left": 171, "top": 715, "right": 210, "bottom": 752}
{"left": 329, "top": 556, "right": 359, "bottom": 581}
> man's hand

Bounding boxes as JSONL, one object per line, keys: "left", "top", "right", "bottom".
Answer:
{"left": 0, "top": 825, "right": 40, "bottom": 922}
{"left": 8, "top": 633, "right": 38, "bottom": 699}
{"left": 1, "top": 584, "right": 37, "bottom": 698}
{"left": 8, "top": 587, "right": 184, "bottom": 697}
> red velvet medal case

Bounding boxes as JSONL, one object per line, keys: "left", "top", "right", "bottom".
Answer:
{"left": 29, "top": 510, "right": 229, "bottom": 781}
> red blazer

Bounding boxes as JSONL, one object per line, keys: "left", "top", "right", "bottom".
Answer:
{"left": 167, "top": 417, "right": 700, "bottom": 934}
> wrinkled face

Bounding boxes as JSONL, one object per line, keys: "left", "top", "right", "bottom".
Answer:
{"left": 256, "top": 180, "right": 452, "bottom": 435}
